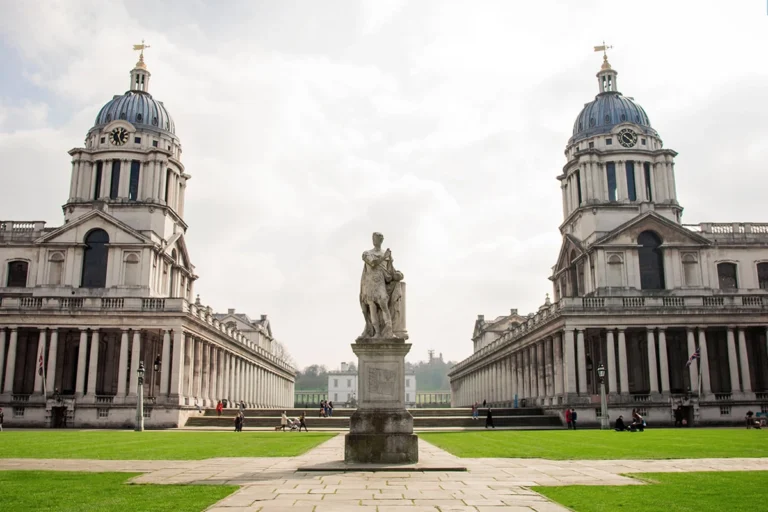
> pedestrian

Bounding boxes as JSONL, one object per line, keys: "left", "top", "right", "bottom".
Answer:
{"left": 216, "top": 400, "right": 223, "bottom": 417}
{"left": 238, "top": 411, "right": 245, "bottom": 432}
{"left": 485, "top": 407, "right": 495, "bottom": 429}
{"left": 482, "top": 399, "right": 487, "bottom": 408}
{"left": 194, "top": 397, "right": 202, "bottom": 413}
{"left": 280, "top": 411, "right": 288, "bottom": 431}
{"left": 565, "top": 408, "right": 572, "bottom": 429}
{"left": 299, "top": 411, "right": 308, "bottom": 432}
{"left": 328, "top": 401, "right": 334, "bottom": 417}
{"left": 234, "top": 413, "right": 241, "bottom": 432}
{"left": 0, "top": 407, "right": 3, "bottom": 432}
{"left": 471, "top": 402, "right": 478, "bottom": 420}
{"left": 674, "top": 405, "right": 683, "bottom": 428}
{"left": 570, "top": 408, "right": 578, "bottom": 430}
{"left": 239, "top": 400, "right": 245, "bottom": 413}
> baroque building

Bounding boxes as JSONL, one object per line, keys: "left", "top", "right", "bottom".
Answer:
{"left": 449, "top": 53, "right": 768, "bottom": 426}
{"left": 0, "top": 51, "right": 295, "bottom": 427}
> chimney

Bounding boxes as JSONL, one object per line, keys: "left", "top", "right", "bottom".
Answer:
{"left": 477, "top": 314, "right": 484, "bottom": 321}
{"left": 227, "top": 308, "right": 235, "bottom": 315}
{"left": 341, "top": 362, "right": 348, "bottom": 372}
{"left": 260, "top": 314, "right": 267, "bottom": 321}
{"left": 510, "top": 308, "right": 518, "bottom": 316}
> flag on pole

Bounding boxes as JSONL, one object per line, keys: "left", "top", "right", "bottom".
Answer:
{"left": 686, "top": 347, "right": 701, "bottom": 367}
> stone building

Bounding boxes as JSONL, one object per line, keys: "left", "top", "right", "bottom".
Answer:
{"left": 0, "top": 51, "right": 295, "bottom": 428}
{"left": 449, "top": 54, "right": 768, "bottom": 426}
{"left": 328, "top": 362, "right": 416, "bottom": 407}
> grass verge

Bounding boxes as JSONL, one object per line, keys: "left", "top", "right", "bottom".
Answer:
{"left": 0, "top": 471, "right": 237, "bottom": 511}
{"left": 534, "top": 471, "right": 768, "bottom": 512}
{"left": 420, "top": 429, "right": 768, "bottom": 459}
{"left": 0, "top": 431, "right": 334, "bottom": 460}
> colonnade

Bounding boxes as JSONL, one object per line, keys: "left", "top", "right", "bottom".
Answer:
{"left": 0, "top": 326, "right": 294, "bottom": 409}
{"left": 452, "top": 325, "right": 768, "bottom": 407}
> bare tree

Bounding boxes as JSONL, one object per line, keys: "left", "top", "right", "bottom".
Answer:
{"left": 272, "top": 339, "right": 296, "bottom": 368}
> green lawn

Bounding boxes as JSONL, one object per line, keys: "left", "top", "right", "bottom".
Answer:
{"left": 420, "top": 429, "right": 768, "bottom": 459}
{"left": 0, "top": 471, "right": 237, "bottom": 511}
{"left": 535, "top": 471, "right": 768, "bottom": 512}
{"left": 0, "top": 431, "right": 334, "bottom": 460}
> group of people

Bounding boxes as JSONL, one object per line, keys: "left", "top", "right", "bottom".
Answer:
{"left": 469, "top": 401, "right": 495, "bottom": 428}
{"left": 746, "top": 411, "right": 764, "bottom": 429}
{"left": 279, "top": 411, "right": 309, "bottom": 431}
{"left": 614, "top": 409, "right": 647, "bottom": 432}
{"left": 319, "top": 400, "right": 334, "bottom": 418}
{"left": 565, "top": 408, "right": 578, "bottom": 429}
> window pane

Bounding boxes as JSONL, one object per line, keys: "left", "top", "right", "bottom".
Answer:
{"left": 93, "top": 161, "right": 103, "bottom": 199}
{"left": 644, "top": 162, "right": 652, "bottom": 201}
{"left": 129, "top": 160, "right": 141, "bottom": 201}
{"left": 626, "top": 161, "right": 636, "bottom": 201}
{"left": 109, "top": 160, "right": 121, "bottom": 199}
{"left": 758, "top": 263, "right": 768, "bottom": 290}
{"left": 607, "top": 162, "right": 617, "bottom": 201}
{"left": 717, "top": 263, "right": 738, "bottom": 289}
{"left": 7, "top": 261, "right": 29, "bottom": 287}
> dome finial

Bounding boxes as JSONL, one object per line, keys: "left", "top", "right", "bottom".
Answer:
{"left": 132, "top": 40, "right": 151, "bottom": 70}
{"left": 594, "top": 41, "right": 613, "bottom": 70}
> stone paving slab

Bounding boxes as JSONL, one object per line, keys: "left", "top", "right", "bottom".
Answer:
{"left": 2, "top": 433, "right": 768, "bottom": 511}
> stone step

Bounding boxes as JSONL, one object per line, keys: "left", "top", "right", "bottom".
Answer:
{"left": 202, "top": 407, "right": 545, "bottom": 418}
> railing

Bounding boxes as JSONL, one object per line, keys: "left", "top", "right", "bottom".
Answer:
{"left": 20, "top": 297, "right": 42, "bottom": 308}
{"left": 756, "top": 392, "right": 768, "bottom": 401}
{"left": 11, "top": 394, "right": 30, "bottom": 402}
{"left": 632, "top": 394, "right": 650, "bottom": 402}
{"left": 142, "top": 298, "right": 165, "bottom": 310}
{"left": 95, "top": 396, "right": 114, "bottom": 404}
{"left": 101, "top": 298, "right": 124, "bottom": 309}
{"left": 0, "top": 220, "right": 47, "bottom": 241}
{"left": 683, "top": 222, "right": 768, "bottom": 240}
{"left": 60, "top": 298, "right": 84, "bottom": 309}
{"left": 449, "top": 292, "right": 768, "bottom": 374}
{"left": 715, "top": 393, "right": 733, "bottom": 401}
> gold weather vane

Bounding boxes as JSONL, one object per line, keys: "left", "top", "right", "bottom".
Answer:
{"left": 594, "top": 41, "right": 613, "bottom": 70}
{"left": 133, "top": 39, "right": 150, "bottom": 68}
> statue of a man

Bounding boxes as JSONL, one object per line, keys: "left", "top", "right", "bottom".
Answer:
{"left": 359, "top": 232, "right": 404, "bottom": 339}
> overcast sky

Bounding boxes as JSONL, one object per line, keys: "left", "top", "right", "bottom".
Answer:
{"left": 1, "top": 1, "right": 767, "bottom": 371}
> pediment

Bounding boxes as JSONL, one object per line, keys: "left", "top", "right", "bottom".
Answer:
{"left": 594, "top": 212, "right": 711, "bottom": 247}
{"left": 161, "top": 232, "right": 193, "bottom": 271}
{"left": 36, "top": 210, "right": 150, "bottom": 246}
{"left": 553, "top": 234, "right": 586, "bottom": 274}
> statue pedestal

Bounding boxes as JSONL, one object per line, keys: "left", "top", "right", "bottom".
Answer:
{"left": 344, "top": 338, "right": 418, "bottom": 463}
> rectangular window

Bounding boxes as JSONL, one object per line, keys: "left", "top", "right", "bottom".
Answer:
{"left": 100, "top": 137, "right": 105, "bottom": 144}
{"left": 347, "top": 379, "right": 352, "bottom": 388}
{"left": 575, "top": 170, "right": 583, "bottom": 205}
{"left": 97, "top": 408, "right": 109, "bottom": 418}
{"left": 334, "top": 393, "right": 338, "bottom": 401}
{"left": 606, "top": 138, "right": 613, "bottom": 145}
{"left": 164, "top": 169, "right": 172, "bottom": 204}
{"left": 109, "top": 160, "right": 121, "bottom": 199}
{"left": 406, "top": 393, "right": 410, "bottom": 402}
{"left": 641, "top": 138, "right": 647, "bottom": 145}
{"left": 606, "top": 162, "right": 617, "bottom": 201}
{"left": 333, "top": 379, "right": 338, "bottom": 388}
{"left": 644, "top": 162, "right": 652, "bottom": 201}
{"left": 588, "top": 141, "right": 594, "bottom": 149}
{"left": 129, "top": 160, "right": 140, "bottom": 201}
{"left": 134, "top": 137, "right": 141, "bottom": 144}
{"left": 93, "top": 161, "right": 103, "bottom": 199}
{"left": 13, "top": 407, "right": 24, "bottom": 417}
{"left": 626, "top": 161, "right": 636, "bottom": 201}
{"left": 406, "top": 379, "right": 410, "bottom": 387}
{"left": 152, "top": 140, "right": 158, "bottom": 147}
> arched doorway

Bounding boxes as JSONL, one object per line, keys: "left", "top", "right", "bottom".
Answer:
{"left": 638, "top": 231, "right": 665, "bottom": 290}
{"left": 81, "top": 229, "right": 109, "bottom": 288}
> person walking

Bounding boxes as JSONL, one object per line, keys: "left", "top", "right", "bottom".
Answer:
{"left": 471, "top": 402, "right": 478, "bottom": 420}
{"left": 565, "top": 408, "right": 572, "bottom": 429}
{"left": 482, "top": 399, "right": 487, "bottom": 408}
{"left": 194, "top": 397, "right": 203, "bottom": 414}
{"left": 216, "top": 400, "right": 223, "bottom": 417}
{"left": 234, "top": 413, "right": 241, "bottom": 432}
{"left": 299, "top": 412, "right": 308, "bottom": 432}
{"left": 570, "top": 408, "right": 578, "bottom": 430}
{"left": 328, "top": 401, "right": 334, "bottom": 417}
{"left": 280, "top": 411, "right": 288, "bottom": 431}
{"left": 485, "top": 407, "right": 495, "bottom": 429}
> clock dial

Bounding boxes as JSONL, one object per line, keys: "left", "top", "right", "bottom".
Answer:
{"left": 109, "top": 127, "right": 129, "bottom": 146}
{"left": 618, "top": 128, "right": 637, "bottom": 148}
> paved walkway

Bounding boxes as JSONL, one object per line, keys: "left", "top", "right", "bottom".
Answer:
{"left": 2, "top": 434, "right": 768, "bottom": 511}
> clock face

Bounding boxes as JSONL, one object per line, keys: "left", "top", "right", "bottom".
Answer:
{"left": 109, "top": 127, "right": 129, "bottom": 146}
{"left": 618, "top": 128, "right": 638, "bottom": 148}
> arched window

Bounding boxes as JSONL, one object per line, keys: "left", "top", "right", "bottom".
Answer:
{"left": 757, "top": 262, "right": 768, "bottom": 290}
{"left": 81, "top": 229, "right": 109, "bottom": 288}
{"left": 123, "top": 253, "right": 140, "bottom": 286}
{"left": 638, "top": 231, "right": 665, "bottom": 290}
{"left": 6, "top": 260, "right": 29, "bottom": 287}
{"left": 48, "top": 252, "right": 65, "bottom": 285}
{"left": 717, "top": 262, "right": 738, "bottom": 290}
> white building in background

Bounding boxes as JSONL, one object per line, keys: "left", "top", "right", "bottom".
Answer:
{"left": 328, "top": 362, "right": 416, "bottom": 407}
{"left": 450, "top": 53, "right": 768, "bottom": 426}
{"left": 0, "top": 50, "right": 295, "bottom": 428}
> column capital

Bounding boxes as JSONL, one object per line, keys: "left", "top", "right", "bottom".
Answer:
{"left": 616, "top": 326, "right": 627, "bottom": 332}
{"left": 79, "top": 327, "right": 89, "bottom": 332}
{"left": 121, "top": 328, "right": 130, "bottom": 332}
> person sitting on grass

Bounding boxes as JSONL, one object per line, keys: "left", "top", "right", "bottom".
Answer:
{"left": 614, "top": 415, "right": 628, "bottom": 431}
{"left": 630, "top": 409, "right": 645, "bottom": 432}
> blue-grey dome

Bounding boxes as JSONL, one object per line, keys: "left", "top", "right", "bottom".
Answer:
{"left": 571, "top": 92, "right": 654, "bottom": 143}
{"left": 94, "top": 91, "right": 175, "bottom": 135}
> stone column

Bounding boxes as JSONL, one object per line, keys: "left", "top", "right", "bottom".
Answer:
{"left": 0, "top": 329, "right": 6, "bottom": 394}
{"left": 737, "top": 328, "right": 752, "bottom": 393}
{"left": 86, "top": 330, "right": 100, "bottom": 396}
{"left": 128, "top": 330, "right": 141, "bottom": 397}
{"left": 46, "top": 329, "right": 58, "bottom": 394}
{"left": 563, "top": 330, "right": 577, "bottom": 394}
{"left": 618, "top": 329, "right": 629, "bottom": 394}
{"left": 698, "top": 328, "right": 711, "bottom": 394}
{"left": 211, "top": 348, "right": 220, "bottom": 403}
{"left": 201, "top": 342, "right": 210, "bottom": 405}
{"left": 33, "top": 329, "right": 47, "bottom": 395}
{"left": 658, "top": 328, "right": 670, "bottom": 393}
{"left": 544, "top": 339, "right": 553, "bottom": 398}
{"left": 553, "top": 334, "right": 564, "bottom": 397}
{"left": 221, "top": 352, "right": 229, "bottom": 403}
{"left": 646, "top": 329, "right": 659, "bottom": 394}
{"left": 169, "top": 330, "right": 185, "bottom": 401}
{"left": 537, "top": 342, "right": 545, "bottom": 401}
{"left": 75, "top": 329, "right": 87, "bottom": 397}
{"left": 726, "top": 327, "right": 740, "bottom": 394}
{"left": 606, "top": 329, "right": 617, "bottom": 394}
{"left": 160, "top": 330, "right": 171, "bottom": 396}
{"left": 686, "top": 328, "right": 698, "bottom": 392}
{"left": 194, "top": 338, "right": 203, "bottom": 400}
{"left": 576, "top": 329, "right": 587, "bottom": 394}
{"left": 117, "top": 329, "right": 130, "bottom": 398}
{"left": 522, "top": 351, "right": 529, "bottom": 399}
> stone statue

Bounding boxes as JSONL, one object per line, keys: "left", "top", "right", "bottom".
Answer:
{"left": 359, "top": 232, "right": 404, "bottom": 339}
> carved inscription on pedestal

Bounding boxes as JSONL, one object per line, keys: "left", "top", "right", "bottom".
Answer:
{"left": 368, "top": 366, "right": 397, "bottom": 399}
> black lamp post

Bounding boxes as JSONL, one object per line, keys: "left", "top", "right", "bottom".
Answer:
{"left": 135, "top": 361, "right": 145, "bottom": 432}
{"left": 597, "top": 363, "right": 608, "bottom": 430}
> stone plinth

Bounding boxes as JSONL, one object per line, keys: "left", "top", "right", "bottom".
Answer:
{"left": 344, "top": 338, "right": 418, "bottom": 463}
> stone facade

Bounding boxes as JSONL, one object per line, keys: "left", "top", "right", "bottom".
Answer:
{"left": 449, "top": 55, "right": 768, "bottom": 427}
{"left": 328, "top": 362, "right": 416, "bottom": 407}
{"left": 0, "top": 53, "right": 295, "bottom": 428}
